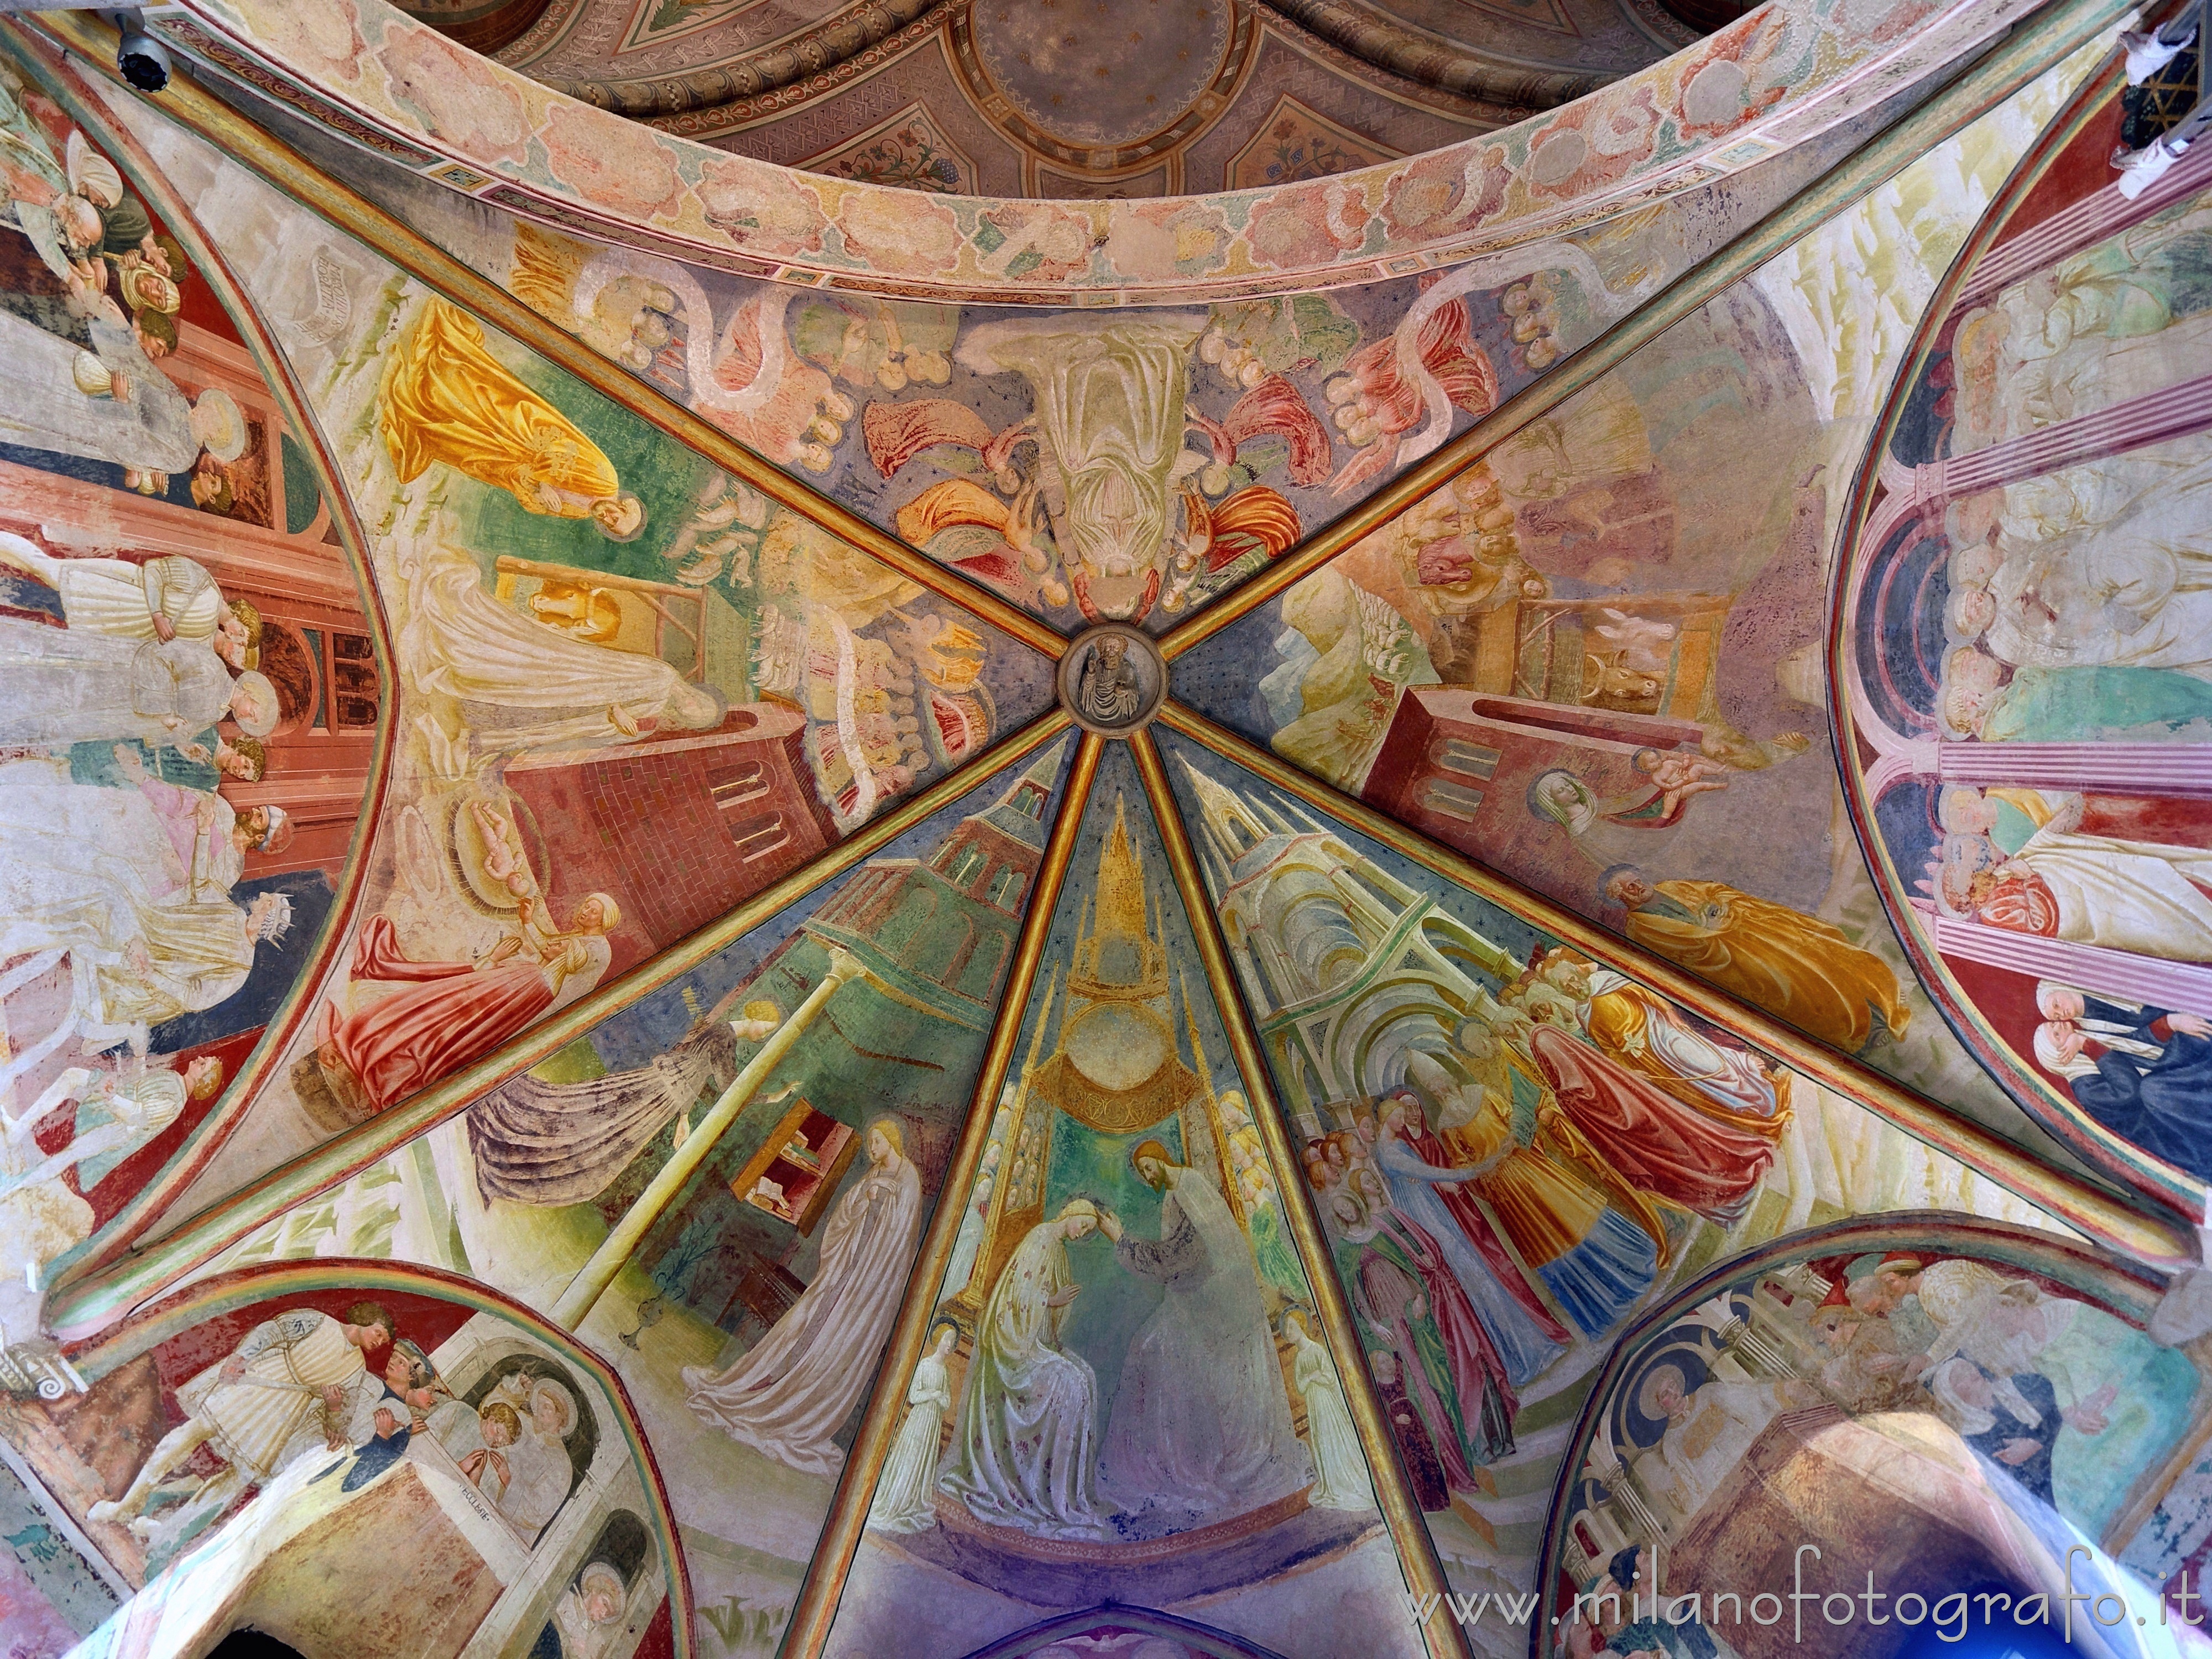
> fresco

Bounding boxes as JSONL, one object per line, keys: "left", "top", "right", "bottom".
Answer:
{"left": 1834, "top": 77, "right": 2212, "bottom": 1204}
{"left": 826, "top": 745, "right": 1417, "bottom": 1659}
{"left": 140, "top": 0, "right": 2046, "bottom": 300}
{"left": 1, "top": 12, "right": 2208, "bottom": 1659}
{"left": 328, "top": 95, "right": 1911, "bottom": 640}
{"left": 1175, "top": 48, "right": 2118, "bottom": 1161}
{"left": 1156, "top": 733, "right": 2069, "bottom": 1606}
{"left": 63, "top": 65, "right": 1057, "bottom": 1223}
{"left": 446, "top": 216, "right": 1613, "bottom": 632}
{"left": 1543, "top": 1227, "right": 2210, "bottom": 1659}
{"left": 182, "top": 739, "right": 1078, "bottom": 1653}
{"left": 0, "top": 54, "right": 377, "bottom": 1318}
{"left": 0, "top": 1269, "right": 679, "bottom": 1659}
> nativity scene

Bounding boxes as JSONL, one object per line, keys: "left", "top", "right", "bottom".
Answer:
{"left": 0, "top": 4, "right": 2209, "bottom": 1659}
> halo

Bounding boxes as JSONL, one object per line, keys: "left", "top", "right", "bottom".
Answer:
{"left": 1635, "top": 1362, "right": 1687, "bottom": 1423}
{"left": 191, "top": 389, "right": 248, "bottom": 463}
{"left": 529, "top": 1377, "right": 578, "bottom": 1438}
{"left": 229, "top": 669, "right": 279, "bottom": 738}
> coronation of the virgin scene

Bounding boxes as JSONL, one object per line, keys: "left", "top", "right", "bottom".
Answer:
{"left": 2, "top": 0, "right": 2212, "bottom": 1654}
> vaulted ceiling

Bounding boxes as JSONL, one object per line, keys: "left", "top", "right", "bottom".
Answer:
{"left": 0, "top": 1, "right": 2208, "bottom": 1656}
{"left": 402, "top": 0, "right": 1700, "bottom": 197}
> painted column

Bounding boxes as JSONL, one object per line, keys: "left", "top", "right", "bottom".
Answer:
{"left": 1956, "top": 133, "right": 2212, "bottom": 307}
{"left": 549, "top": 947, "right": 865, "bottom": 1329}
{"left": 1920, "top": 906, "right": 2212, "bottom": 1015}
{"left": 1861, "top": 371, "right": 2212, "bottom": 560}
{"left": 1930, "top": 742, "right": 2212, "bottom": 799}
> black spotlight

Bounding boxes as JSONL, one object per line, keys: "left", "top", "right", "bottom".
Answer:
{"left": 102, "top": 9, "right": 171, "bottom": 93}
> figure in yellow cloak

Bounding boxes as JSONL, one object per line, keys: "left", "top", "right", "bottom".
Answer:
{"left": 1600, "top": 867, "right": 1909, "bottom": 1053}
{"left": 380, "top": 299, "right": 643, "bottom": 539}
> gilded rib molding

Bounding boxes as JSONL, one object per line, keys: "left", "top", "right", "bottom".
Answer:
{"left": 780, "top": 732, "right": 1104, "bottom": 1659}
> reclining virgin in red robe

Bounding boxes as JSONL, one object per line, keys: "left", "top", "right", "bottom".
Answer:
{"left": 315, "top": 904, "right": 614, "bottom": 1115}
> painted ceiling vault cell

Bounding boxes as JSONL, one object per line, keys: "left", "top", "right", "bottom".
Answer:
{"left": 2, "top": 2, "right": 2212, "bottom": 1659}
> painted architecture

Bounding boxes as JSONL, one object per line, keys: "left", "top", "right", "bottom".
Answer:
{"left": 0, "top": 2, "right": 2208, "bottom": 1657}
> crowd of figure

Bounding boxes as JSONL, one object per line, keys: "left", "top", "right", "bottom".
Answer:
{"left": 0, "top": 76, "right": 312, "bottom": 1292}
{"left": 86, "top": 1301, "right": 589, "bottom": 1568}
{"left": 0, "top": 536, "right": 293, "bottom": 1288}
{"left": 1304, "top": 946, "right": 1790, "bottom": 1511}
{"left": 1936, "top": 196, "right": 2212, "bottom": 745}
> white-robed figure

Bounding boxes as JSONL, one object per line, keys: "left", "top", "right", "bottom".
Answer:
{"left": 1285, "top": 1310, "right": 1375, "bottom": 1512}
{"left": 866, "top": 1324, "right": 957, "bottom": 1533}
{"left": 0, "top": 1057, "right": 220, "bottom": 1289}
{"left": 1098, "top": 1142, "right": 1310, "bottom": 1527}
{"left": 0, "top": 764, "right": 288, "bottom": 1060}
{"left": 404, "top": 540, "right": 727, "bottom": 759}
{"left": 1984, "top": 533, "right": 2212, "bottom": 682}
{"left": 0, "top": 538, "right": 232, "bottom": 645}
{"left": 0, "top": 308, "right": 241, "bottom": 479}
{"left": 552, "top": 1563, "right": 630, "bottom": 1659}
{"left": 492, "top": 1374, "right": 580, "bottom": 1533}
{"left": 88, "top": 1303, "right": 401, "bottom": 1532}
{"left": 939, "top": 1198, "right": 1112, "bottom": 1538}
{"left": 685, "top": 1120, "right": 921, "bottom": 1477}
{"left": 1994, "top": 826, "right": 2212, "bottom": 961}
{"left": 0, "top": 614, "right": 276, "bottom": 750}
{"left": 1633, "top": 1363, "right": 1813, "bottom": 1525}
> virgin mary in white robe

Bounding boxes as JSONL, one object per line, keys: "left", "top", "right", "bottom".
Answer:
{"left": 938, "top": 1203, "right": 1110, "bottom": 1538}
{"left": 0, "top": 768, "right": 253, "bottom": 1045}
{"left": 403, "top": 542, "right": 725, "bottom": 757}
{"left": 682, "top": 1124, "right": 920, "bottom": 1477}
{"left": 1098, "top": 1163, "right": 1308, "bottom": 1527}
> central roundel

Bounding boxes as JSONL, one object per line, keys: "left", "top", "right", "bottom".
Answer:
{"left": 1057, "top": 624, "right": 1167, "bottom": 737}
{"left": 968, "top": 0, "right": 1234, "bottom": 149}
